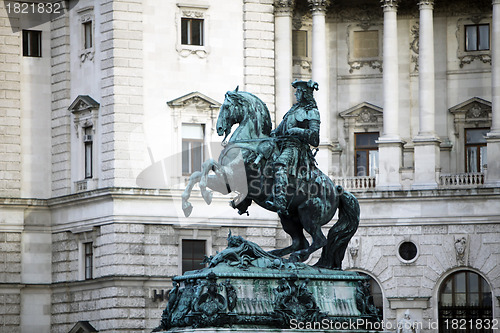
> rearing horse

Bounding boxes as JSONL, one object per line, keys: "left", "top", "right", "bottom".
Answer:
{"left": 181, "top": 87, "right": 360, "bottom": 268}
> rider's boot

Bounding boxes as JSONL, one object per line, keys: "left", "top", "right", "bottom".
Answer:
{"left": 266, "top": 167, "right": 288, "bottom": 215}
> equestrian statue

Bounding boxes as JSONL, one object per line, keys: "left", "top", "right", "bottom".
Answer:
{"left": 181, "top": 80, "right": 359, "bottom": 269}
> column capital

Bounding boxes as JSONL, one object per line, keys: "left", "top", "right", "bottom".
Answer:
{"left": 308, "top": 0, "right": 330, "bottom": 14}
{"left": 418, "top": 0, "right": 434, "bottom": 10}
{"left": 274, "top": 0, "right": 295, "bottom": 15}
{"left": 380, "top": 0, "right": 398, "bottom": 11}
{"left": 493, "top": 0, "right": 500, "bottom": 5}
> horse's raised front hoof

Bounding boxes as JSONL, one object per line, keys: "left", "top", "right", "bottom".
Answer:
{"left": 182, "top": 202, "right": 193, "bottom": 217}
{"left": 201, "top": 190, "right": 213, "bottom": 205}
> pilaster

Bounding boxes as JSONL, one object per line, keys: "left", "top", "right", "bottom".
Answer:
{"left": 274, "top": 0, "right": 294, "bottom": 125}
{"left": 308, "top": 0, "right": 333, "bottom": 174}
{"left": 243, "top": 0, "right": 276, "bottom": 115}
{"left": 412, "top": 0, "right": 440, "bottom": 189}
{"left": 377, "top": 0, "right": 402, "bottom": 190}
{"left": 486, "top": 0, "right": 500, "bottom": 185}
{"left": 0, "top": 1, "right": 22, "bottom": 197}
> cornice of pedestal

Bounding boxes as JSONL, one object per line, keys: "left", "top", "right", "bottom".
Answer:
{"left": 308, "top": 0, "right": 330, "bottom": 14}
{"left": 412, "top": 134, "right": 441, "bottom": 145}
{"left": 493, "top": 0, "right": 500, "bottom": 6}
{"left": 486, "top": 131, "right": 500, "bottom": 141}
{"left": 274, "top": 0, "right": 295, "bottom": 15}
{"left": 380, "top": 0, "right": 398, "bottom": 11}
{"left": 376, "top": 135, "right": 405, "bottom": 146}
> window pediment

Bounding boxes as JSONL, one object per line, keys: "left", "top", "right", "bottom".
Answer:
{"left": 449, "top": 97, "right": 491, "bottom": 135}
{"left": 68, "top": 95, "right": 100, "bottom": 114}
{"left": 68, "top": 321, "right": 98, "bottom": 333}
{"left": 167, "top": 92, "right": 221, "bottom": 110}
{"left": 339, "top": 102, "right": 383, "bottom": 127}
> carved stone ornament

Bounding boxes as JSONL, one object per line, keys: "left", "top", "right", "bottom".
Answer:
{"left": 182, "top": 10, "right": 204, "bottom": 18}
{"left": 454, "top": 236, "right": 468, "bottom": 266}
{"left": 348, "top": 236, "right": 360, "bottom": 260}
{"left": 308, "top": 0, "right": 329, "bottom": 13}
{"left": 274, "top": 0, "right": 295, "bottom": 14}
{"left": 459, "top": 54, "right": 491, "bottom": 68}
{"left": 337, "top": 5, "right": 382, "bottom": 29}
{"left": 418, "top": 0, "right": 434, "bottom": 8}
{"left": 410, "top": 22, "right": 419, "bottom": 72}
{"left": 380, "top": 0, "right": 398, "bottom": 10}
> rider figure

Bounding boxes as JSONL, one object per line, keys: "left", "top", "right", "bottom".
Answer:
{"left": 266, "top": 80, "right": 321, "bottom": 215}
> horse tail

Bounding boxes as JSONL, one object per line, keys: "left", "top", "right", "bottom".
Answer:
{"left": 315, "top": 186, "right": 360, "bottom": 270}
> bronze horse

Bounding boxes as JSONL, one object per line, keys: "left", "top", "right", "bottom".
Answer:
{"left": 181, "top": 88, "right": 359, "bottom": 269}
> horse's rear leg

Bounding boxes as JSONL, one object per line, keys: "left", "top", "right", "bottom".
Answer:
{"left": 289, "top": 202, "right": 327, "bottom": 262}
{"left": 269, "top": 214, "right": 309, "bottom": 258}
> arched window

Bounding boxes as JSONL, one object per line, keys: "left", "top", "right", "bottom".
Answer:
{"left": 439, "top": 271, "right": 493, "bottom": 333}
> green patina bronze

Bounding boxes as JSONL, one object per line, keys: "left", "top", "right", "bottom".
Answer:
{"left": 152, "top": 234, "right": 380, "bottom": 331}
{"left": 153, "top": 82, "right": 373, "bottom": 331}
{"left": 181, "top": 81, "right": 360, "bottom": 268}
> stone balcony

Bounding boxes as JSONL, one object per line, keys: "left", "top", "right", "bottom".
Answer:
{"left": 333, "top": 172, "right": 485, "bottom": 192}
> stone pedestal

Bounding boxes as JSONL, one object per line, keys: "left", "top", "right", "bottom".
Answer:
{"left": 412, "top": 137, "right": 440, "bottom": 189}
{"left": 153, "top": 253, "right": 379, "bottom": 332}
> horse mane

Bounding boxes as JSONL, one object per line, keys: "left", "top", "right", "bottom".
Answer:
{"left": 227, "top": 90, "right": 272, "bottom": 136}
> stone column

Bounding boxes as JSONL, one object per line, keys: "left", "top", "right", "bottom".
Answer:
{"left": 308, "top": 0, "right": 334, "bottom": 175}
{"left": 377, "top": 0, "right": 403, "bottom": 190}
{"left": 412, "top": 0, "right": 440, "bottom": 189}
{"left": 274, "top": 0, "right": 294, "bottom": 124}
{"left": 486, "top": 0, "right": 500, "bottom": 185}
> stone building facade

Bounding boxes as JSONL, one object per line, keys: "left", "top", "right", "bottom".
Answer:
{"left": 0, "top": 0, "right": 499, "bottom": 332}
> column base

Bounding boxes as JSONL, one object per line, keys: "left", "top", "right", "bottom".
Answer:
{"left": 376, "top": 138, "right": 404, "bottom": 190}
{"left": 412, "top": 136, "right": 441, "bottom": 190}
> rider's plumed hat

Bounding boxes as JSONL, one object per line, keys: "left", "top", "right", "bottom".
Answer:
{"left": 292, "top": 79, "right": 319, "bottom": 91}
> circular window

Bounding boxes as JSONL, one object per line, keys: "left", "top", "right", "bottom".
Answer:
{"left": 398, "top": 241, "right": 418, "bottom": 262}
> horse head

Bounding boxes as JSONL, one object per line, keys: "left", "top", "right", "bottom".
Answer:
{"left": 217, "top": 86, "right": 272, "bottom": 143}
{"left": 217, "top": 86, "right": 241, "bottom": 142}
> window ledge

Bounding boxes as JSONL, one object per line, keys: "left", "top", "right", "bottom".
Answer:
{"left": 176, "top": 44, "right": 209, "bottom": 58}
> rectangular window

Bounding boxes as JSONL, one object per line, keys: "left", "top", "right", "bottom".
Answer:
{"left": 84, "top": 127, "right": 93, "bottom": 179}
{"left": 181, "top": 18, "right": 203, "bottom": 46}
{"left": 182, "top": 124, "right": 204, "bottom": 175}
{"left": 465, "top": 24, "right": 490, "bottom": 51}
{"left": 84, "top": 242, "right": 93, "bottom": 280}
{"left": 83, "top": 21, "right": 93, "bottom": 49}
{"left": 292, "top": 30, "right": 308, "bottom": 57}
{"left": 353, "top": 30, "right": 379, "bottom": 59}
{"left": 355, "top": 132, "right": 379, "bottom": 176}
{"left": 22, "top": 30, "right": 42, "bottom": 57}
{"left": 181, "top": 239, "right": 206, "bottom": 274}
{"left": 465, "top": 128, "right": 488, "bottom": 173}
